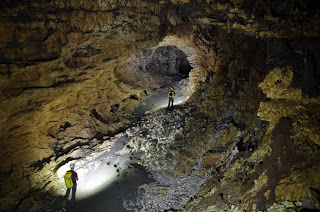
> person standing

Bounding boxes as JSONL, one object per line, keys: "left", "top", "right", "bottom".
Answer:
{"left": 167, "top": 87, "right": 175, "bottom": 108}
{"left": 64, "top": 163, "right": 78, "bottom": 203}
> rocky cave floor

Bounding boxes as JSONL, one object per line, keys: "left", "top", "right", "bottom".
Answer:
{"left": 40, "top": 104, "right": 200, "bottom": 212}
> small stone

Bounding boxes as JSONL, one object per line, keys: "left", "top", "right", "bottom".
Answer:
{"left": 201, "top": 153, "right": 221, "bottom": 167}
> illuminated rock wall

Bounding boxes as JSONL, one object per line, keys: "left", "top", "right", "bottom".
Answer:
{"left": 0, "top": 1, "right": 163, "bottom": 210}
{"left": 0, "top": 0, "right": 319, "bottom": 211}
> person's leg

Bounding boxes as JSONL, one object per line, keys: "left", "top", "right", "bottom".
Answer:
{"left": 171, "top": 99, "right": 174, "bottom": 107}
{"left": 71, "top": 183, "right": 77, "bottom": 203}
{"left": 65, "top": 188, "right": 71, "bottom": 201}
{"left": 168, "top": 98, "right": 171, "bottom": 108}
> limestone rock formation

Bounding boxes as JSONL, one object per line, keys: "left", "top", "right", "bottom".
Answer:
{"left": 0, "top": 0, "right": 320, "bottom": 211}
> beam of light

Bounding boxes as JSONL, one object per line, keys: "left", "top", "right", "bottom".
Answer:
{"left": 57, "top": 153, "right": 129, "bottom": 200}
{"left": 158, "top": 95, "right": 189, "bottom": 108}
{"left": 175, "top": 95, "right": 189, "bottom": 105}
{"left": 76, "top": 161, "right": 120, "bottom": 199}
{"left": 56, "top": 136, "right": 131, "bottom": 199}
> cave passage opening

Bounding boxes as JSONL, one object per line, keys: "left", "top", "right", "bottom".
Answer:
{"left": 133, "top": 45, "right": 193, "bottom": 116}
{"left": 144, "top": 45, "right": 192, "bottom": 77}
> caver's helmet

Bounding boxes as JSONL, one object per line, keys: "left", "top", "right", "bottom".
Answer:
{"left": 171, "top": 87, "right": 174, "bottom": 90}
{"left": 70, "top": 163, "right": 75, "bottom": 169}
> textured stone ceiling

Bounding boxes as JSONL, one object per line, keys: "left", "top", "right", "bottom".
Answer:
{"left": 0, "top": 0, "right": 320, "bottom": 211}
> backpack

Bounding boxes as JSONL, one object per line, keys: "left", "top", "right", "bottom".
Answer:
{"left": 169, "top": 91, "right": 174, "bottom": 98}
{"left": 64, "top": 171, "right": 73, "bottom": 188}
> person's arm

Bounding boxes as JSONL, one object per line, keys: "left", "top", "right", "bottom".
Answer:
{"left": 72, "top": 171, "right": 79, "bottom": 181}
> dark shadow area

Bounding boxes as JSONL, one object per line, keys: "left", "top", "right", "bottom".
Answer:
{"left": 303, "top": 50, "right": 320, "bottom": 97}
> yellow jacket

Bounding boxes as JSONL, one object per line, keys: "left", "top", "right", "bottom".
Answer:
{"left": 168, "top": 91, "right": 175, "bottom": 99}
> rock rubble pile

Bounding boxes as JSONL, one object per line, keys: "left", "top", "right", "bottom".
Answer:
{"left": 123, "top": 105, "right": 206, "bottom": 211}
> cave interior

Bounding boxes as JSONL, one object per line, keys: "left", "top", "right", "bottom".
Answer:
{"left": 0, "top": 0, "right": 320, "bottom": 211}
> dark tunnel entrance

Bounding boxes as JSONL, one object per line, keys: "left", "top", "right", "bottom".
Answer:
{"left": 143, "top": 45, "right": 192, "bottom": 79}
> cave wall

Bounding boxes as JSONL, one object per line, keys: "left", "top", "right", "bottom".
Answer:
{"left": 180, "top": 29, "right": 320, "bottom": 211}
{"left": 0, "top": 1, "right": 165, "bottom": 210}
{"left": 176, "top": 4, "right": 320, "bottom": 210}
{"left": 0, "top": 0, "right": 320, "bottom": 211}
